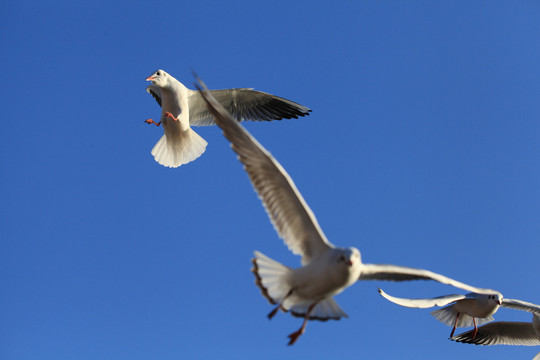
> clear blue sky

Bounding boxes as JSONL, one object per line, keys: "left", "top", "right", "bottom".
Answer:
{"left": 2, "top": 1, "right": 539, "bottom": 359}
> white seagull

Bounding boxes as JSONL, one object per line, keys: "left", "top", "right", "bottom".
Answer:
{"left": 144, "top": 69, "right": 311, "bottom": 168}
{"left": 378, "top": 288, "right": 504, "bottom": 339}
{"left": 194, "top": 77, "right": 496, "bottom": 345}
{"left": 452, "top": 298, "right": 540, "bottom": 359}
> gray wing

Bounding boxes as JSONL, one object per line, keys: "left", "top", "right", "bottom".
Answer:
{"left": 188, "top": 88, "right": 311, "bottom": 126}
{"left": 452, "top": 321, "right": 540, "bottom": 346}
{"left": 194, "top": 78, "right": 331, "bottom": 264}
{"left": 359, "top": 263, "right": 497, "bottom": 294}
{"left": 502, "top": 299, "right": 540, "bottom": 316}
{"left": 146, "top": 85, "right": 162, "bottom": 107}
{"left": 378, "top": 288, "right": 469, "bottom": 308}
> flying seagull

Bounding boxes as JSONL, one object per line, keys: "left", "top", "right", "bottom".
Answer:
{"left": 193, "top": 77, "right": 495, "bottom": 346}
{"left": 452, "top": 298, "right": 540, "bottom": 359}
{"left": 378, "top": 288, "right": 503, "bottom": 339}
{"left": 144, "top": 69, "right": 311, "bottom": 168}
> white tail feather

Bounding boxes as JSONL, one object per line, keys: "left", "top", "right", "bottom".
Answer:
{"left": 291, "top": 298, "right": 348, "bottom": 321}
{"left": 431, "top": 305, "right": 494, "bottom": 328}
{"left": 252, "top": 251, "right": 292, "bottom": 305}
{"left": 151, "top": 129, "right": 207, "bottom": 168}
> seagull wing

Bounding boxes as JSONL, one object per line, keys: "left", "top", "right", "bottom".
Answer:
{"left": 359, "top": 263, "right": 497, "bottom": 294}
{"left": 452, "top": 321, "right": 540, "bottom": 346}
{"left": 146, "top": 85, "right": 162, "bottom": 107}
{"left": 188, "top": 88, "right": 311, "bottom": 126}
{"left": 194, "top": 78, "right": 331, "bottom": 263}
{"left": 502, "top": 299, "right": 540, "bottom": 316}
{"left": 378, "top": 288, "right": 468, "bottom": 308}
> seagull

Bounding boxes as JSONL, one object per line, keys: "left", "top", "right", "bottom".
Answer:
{"left": 193, "top": 76, "right": 496, "bottom": 346}
{"left": 452, "top": 298, "right": 540, "bottom": 359}
{"left": 144, "top": 69, "right": 311, "bottom": 168}
{"left": 378, "top": 288, "right": 503, "bottom": 339}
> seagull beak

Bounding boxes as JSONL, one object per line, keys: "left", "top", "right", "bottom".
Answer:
{"left": 347, "top": 260, "right": 353, "bottom": 267}
{"left": 146, "top": 76, "right": 156, "bottom": 81}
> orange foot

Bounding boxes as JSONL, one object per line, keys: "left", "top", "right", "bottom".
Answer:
{"left": 287, "top": 328, "right": 304, "bottom": 346}
{"left": 145, "top": 119, "right": 161, "bottom": 126}
{"left": 164, "top": 112, "right": 179, "bottom": 121}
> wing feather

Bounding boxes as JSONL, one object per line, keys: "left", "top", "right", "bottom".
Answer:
{"left": 188, "top": 88, "right": 311, "bottom": 126}
{"left": 194, "top": 79, "right": 330, "bottom": 263}
{"left": 452, "top": 321, "right": 540, "bottom": 346}
{"left": 502, "top": 299, "right": 540, "bottom": 316}
{"left": 145, "top": 85, "right": 162, "bottom": 107}
{"left": 359, "top": 263, "right": 497, "bottom": 294}
{"left": 378, "top": 288, "right": 468, "bottom": 308}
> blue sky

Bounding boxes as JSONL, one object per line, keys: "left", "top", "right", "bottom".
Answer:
{"left": 2, "top": 1, "right": 539, "bottom": 359}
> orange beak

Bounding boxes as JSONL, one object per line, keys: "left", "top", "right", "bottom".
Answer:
{"left": 146, "top": 76, "right": 156, "bottom": 81}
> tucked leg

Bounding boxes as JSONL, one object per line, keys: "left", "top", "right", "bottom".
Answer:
{"left": 164, "top": 112, "right": 179, "bottom": 122}
{"left": 268, "top": 289, "right": 293, "bottom": 320}
{"left": 145, "top": 119, "right": 161, "bottom": 126}
{"left": 450, "top": 312, "right": 460, "bottom": 338}
{"left": 472, "top": 317, "right": 478, "bottom": 340}
{"left": 287, "top": 302, "right": 317, "bottom": 346}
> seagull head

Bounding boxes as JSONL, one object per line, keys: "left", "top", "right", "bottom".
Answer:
{"left": 490, "top": 292, "right": 503, "bottom": 305}
{"left": 146, "top": 69, "right": 168, "bottom": 87}
{"left": 336, "top": 247, "right": 361, "bottom": 268}
{"left": 476, "top": 292, "right": 503, "bottom": 306}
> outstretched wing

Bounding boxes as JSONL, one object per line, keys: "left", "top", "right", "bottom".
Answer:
{"left": 359, "top": 263, "right": 497, "bottom": 294}
{"left": 452, "top": 321, "right": 540, "bottom": 346}
{"left": 194, "top": 78, "right": 331, "bottom": 264}
{"left": 502, "top": 299, "right": 540, "bottom": 316}
{"left": 188, "top": 88, "right": 311, "bottom": 126}
{"left": 378, "top": 288, "right": 468, "bottom": 308}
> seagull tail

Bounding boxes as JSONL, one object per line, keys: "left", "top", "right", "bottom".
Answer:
{"left": 251, "top": 251, "right": 293, "bottom": 307}
{"left": 151, "top": 129, "right": 208, "bottom": 168}
{"left": 431, "top": 305, "right": 494, "bottom": 328}
{"left": 291, "top": 298, "right": 348, "bottom": 321}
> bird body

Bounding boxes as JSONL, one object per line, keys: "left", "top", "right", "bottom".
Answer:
{"left": 145, "top": 69, "right": 311, "bottom": 168}
{"left": 452, "top": 298, "right": 540, "bottom": 352}
{"left": 145, "top": 70, "right": 207, "bottom": 167}
{"left": 194, "top": 77, "right": 497, "bottom": 345}
{"left": 378, "top": 289, "right": 503, "bottom": 338}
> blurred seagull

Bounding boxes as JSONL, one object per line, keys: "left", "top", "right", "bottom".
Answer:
{"left": 452, "top": 298, "right": 540, "bottom": 359}
{"left": 194, "top": 76, "right": 496, "bottom": 346}
{"left": 378, "top": 288, "right": 503, "bottom": 339}
{"left": 144, "top": 69, "right": 311, "bottom": 168}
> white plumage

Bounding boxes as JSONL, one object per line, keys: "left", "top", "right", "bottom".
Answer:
{"left": 194, "top": 77, "right": 497, "bottom": 345}
{"left": 452, "top": 298, "right": 540, "bottom": 358}
{"left": 144, "top": 69, "right": 311, "bottom": 168}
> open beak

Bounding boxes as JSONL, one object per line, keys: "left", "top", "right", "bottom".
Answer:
{"left": 146, "top": 76, "right": 156, "bottom": 81}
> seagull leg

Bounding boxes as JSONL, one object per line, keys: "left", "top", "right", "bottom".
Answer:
{"left": 287, "top": 302, "right": 317, "bottom": 346}
{"left": 144, "top": 119, "right": 161, "bottom": 126}
{"left": 472, "top": 317, "right": 478, "bottom": 340}
{"left": 164, "top": 112, "right": 179, "bottom": 122}
{"left": 268, "top": 289, "right": 293, "bottom": 320}
{"left": 450, "top": 312, "right": 460, "bottom": 338}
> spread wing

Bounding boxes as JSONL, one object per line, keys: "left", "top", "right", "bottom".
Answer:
{"left": 501, "top": 299, "right": 540, "bottom": 316}
{"left": 378, "top": 288, "right": 469, "bottom": 308}
{"left": 188, "top": 88, "right": 311, "bottom": 126}
{"left": 359, "top": 263, "right": 497, "bottom": 294}
{"left": 452, "top": 321, "right": 540, "bottom": 346}
{"left": 194, "top": 78, "right": 331, "bottom": 264}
